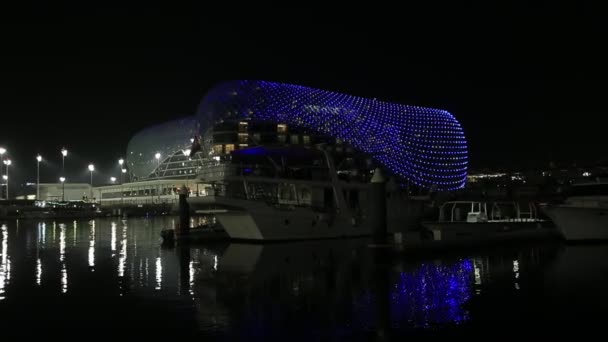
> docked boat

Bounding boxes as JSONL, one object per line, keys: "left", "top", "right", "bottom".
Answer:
{"left": 188, "top": 146, "right": 430, "bottom": 242}
{"left": 160, "top": 223, "right": 229, "bottom": 244}
{"left": 542, "top": 179, "right": 608, "bottom": 241}
{"left": 420, "top": 200, "right": 556, "bottom": 244}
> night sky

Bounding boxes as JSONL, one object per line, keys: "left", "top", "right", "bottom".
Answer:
{"left": 1, "top": 4, "right": 607, "bottom": 191}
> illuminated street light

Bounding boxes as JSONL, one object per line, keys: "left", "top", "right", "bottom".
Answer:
{"left": 61, "top": 147, "right": 68, "bottom": 179}
{"left": 110, "top": 177, "right": 116, "bottom": 183}
{"left": 155, "top": 152, "right": 161, "bottom": 177}
{"left": 118, "top": 158, "right": 124, "bottom": 166}
{"left": 36, "top": 155, "right": 43, "bottom": 199}
{"left": 88, "top": 164, "right": 94, "bottom": 200}
{"left": 2, "top": 174, "right": 7, "bottom": 200}
{"left": 3, "top": 159, "right": 10, "bottom": 200}
{"left": 0, "top": 147, "right": 4, "bottom": 199}
{"left": 59, "top": 176, "right": 66, "bottom": 202}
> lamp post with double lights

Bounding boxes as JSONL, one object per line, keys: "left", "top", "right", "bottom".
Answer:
{"left": 3, "top": 159, "right": 11, "bottom": 199}
{"left": 118, "top": 158, "right": 124, "bottom": 183}
{"left": 59, "top": 177, "right": 66, "bottom": 202}
{"left": 0, "top": 147, "right": 5, "bottom": 200}
{"left": 88, "top": 164, "right": 94, "bottom": 201}
{"left": 121, "top": 168, "right": 127, "bottom": 205}
{"left": 2, "top": 175, "right": 7, "bottom": 200}
{"left": 36, "top": 155, "right": 42, "bottom": 199}
{"left": 0, "top": 147, "right": 5, "bottom": 175}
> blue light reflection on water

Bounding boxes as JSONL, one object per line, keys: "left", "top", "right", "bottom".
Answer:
{"left": 352, "top": 259, "right": 474, "bottom": 331}
{"left": 390, "top": 259, "right": 473, "bottom": 327}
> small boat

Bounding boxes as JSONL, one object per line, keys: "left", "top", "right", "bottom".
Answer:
{"left": 419, "top": 200, "right": 557, "bottom": 245}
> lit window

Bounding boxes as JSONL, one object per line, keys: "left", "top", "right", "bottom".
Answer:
{"left": 277, "top": 124, "right": 287, "bottom": 133}
{"left": 278, "top": 135, "right": 286, "bottom": 143}
{"left": 238, "top": 134, "right": 248, "bottom": 143}
{"left": 225, "top": 144, "right": 235, "bottom": 153}
{"left": 239, "top": 144, "right": 249, "bottom": 148}
{"left": 303, "top": 135, "right": 310, "bottom": 144}
{"left": 213, "top": 145, "right": 223, "bottom": 154}
{"left": 290, "top": 135, "right": 299, "bottom": 144}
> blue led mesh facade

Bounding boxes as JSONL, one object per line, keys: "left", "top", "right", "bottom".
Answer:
{"left": 196, "top": 81, "right": 468, "bottom": 190}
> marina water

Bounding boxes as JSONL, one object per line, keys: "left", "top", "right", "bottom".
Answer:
{"left": 0, "top": 217, "right": 605, "bottom": 338}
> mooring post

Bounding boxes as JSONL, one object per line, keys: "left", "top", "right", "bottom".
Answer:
{"left": 370, "top": 168, "right": 387, "bottom": 245}
{"left": 177, "top": 185, "right": 190, "bottom": 236}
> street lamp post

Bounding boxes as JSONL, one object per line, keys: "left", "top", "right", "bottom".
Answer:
{"left": 121, "top": 168, "right": 126, "bottom": 205}
{"left": 2, "top": 175, "right": 7, "bottom": 200}
{"left": 155, "top": 152, "right": 161, "bottom": 177}
{"left": 0, "top": 147, "right": 5, "bottom": 174}
{"left": 0, "top": 147, "right": 5, "bottom": 199}
{"left": 36, "top": 155, "right": 42, "bottom": 200}
{"left": 110, "top": 177, "right": 116, "bottom": 184}
{"left": 3, "top": 159, "right": 11, "bottom": 200}
{"left": 61, "top": 148, "right": 68, "bottom": 175}
{"left": 118, "top": 158, "right": 124, "bottom": 183}
{"left": 59, "top": 177, "right": 66, "bottom": 202}
{"left": 88, "top": 164, "right": 94, "bottom": 201}
{"left": 184, "top": 149, "right": 191, "bottom": 192}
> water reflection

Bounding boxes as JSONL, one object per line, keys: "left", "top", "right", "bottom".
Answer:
{"left": 389, "top": 259, "right": 473, "bottom": 327}
{"left": 0, "top": 217, "right": 587, "bottom": 338}
{"left": 0, "top": 224, "right": 9, "bottom": 300}
{"left": 88, "top": 220, "right": 95, "bottom": 268}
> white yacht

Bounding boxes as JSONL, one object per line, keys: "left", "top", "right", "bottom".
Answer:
{"left": 543, "top": 179, "right": 608, "bottom": 241}
{"left": 189, "top": 146, "right": 429, "bottom": 241}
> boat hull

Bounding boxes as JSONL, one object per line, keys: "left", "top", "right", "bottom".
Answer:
{"left": 420, "top": 221, "right": 556, "bottom": 243}
{"left": 215, "top": 203, "right": 373, "bottom": 241}
{"left": 543, "top": 206, "right": 608, "bottom": 241}
{"left": 190, "top": 195, "right": 425, "bottom": 241}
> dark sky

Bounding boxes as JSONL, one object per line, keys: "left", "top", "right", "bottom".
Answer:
{"left": 1, "top": 4, "right": 607, "bottom": 189}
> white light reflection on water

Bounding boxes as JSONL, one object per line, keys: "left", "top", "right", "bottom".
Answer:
{"left": 59, "top": 223, "right": 66, "bottom": 262}
{"left": 513, "top": 260, "right": 520, "bottom": 290}
{"left": 111, "top": 222, "right": 117, "bottom": 255}
{"left": 61, "top": 267, "right": 68, "bottom": 293}
{"left": 155, "top": 257, "right": 162, "bottom": 290}
{"left": 473, "top": 258, "right": 483, "bottom": 295}
{"left": 38, "top": 222, "right": 46, "bottom": 246}
{"left": 0, "top": 224, "right": 9, "bottom": 300}
{"left": 36, "top": 222, "right": 45, "bottom": 286}
{"left": 88, "top": 220, "right": 95, "bottom": 268}
{"left": 118, "top": 225, "right": 127, "bottom": 278}
{"left": 36, "top": 258, "right": 42, "bottom": 286}
{"left": 73, "top": 220, "right": 77, "bottom": 246}
{"left": 189, "top": 260, "right": 195, "bottom": 295}
{"left": 60, "top": 223, "right": 68, "bottom": 293}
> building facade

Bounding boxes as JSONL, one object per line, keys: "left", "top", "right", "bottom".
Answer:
{"left": 126, "top": 81, "right": 468, "bottom": 191}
